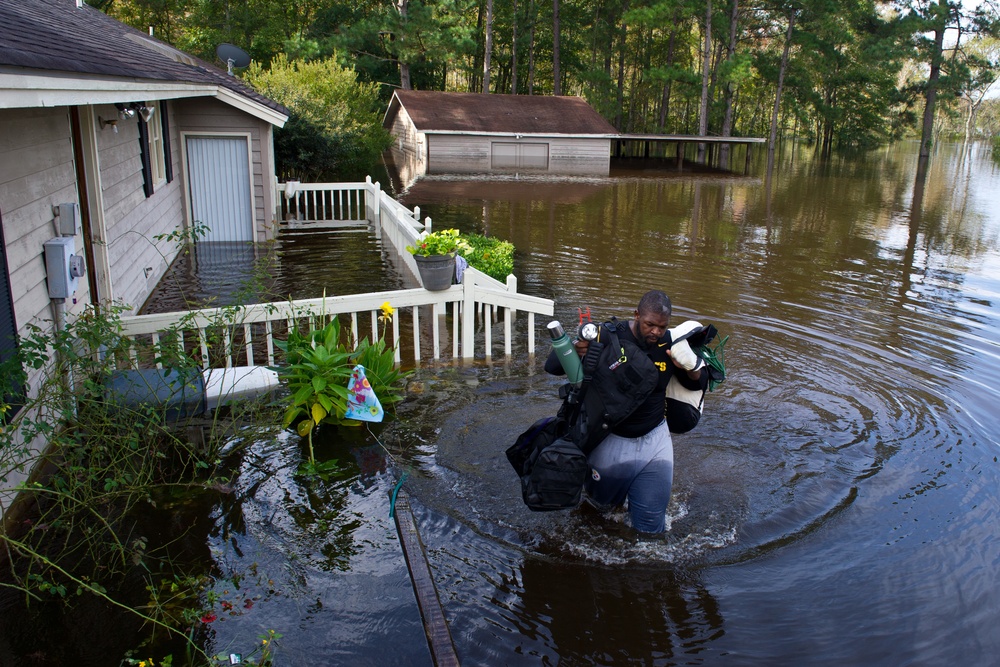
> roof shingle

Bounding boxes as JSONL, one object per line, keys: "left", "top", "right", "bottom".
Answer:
{"left": 390, "top": 90, "right": 617, "bottom": 135}
{"left": 0, "top": 0, "right": 287, "bottom": 117}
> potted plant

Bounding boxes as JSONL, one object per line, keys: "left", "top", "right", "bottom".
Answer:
{"left": 405, "top": 228, "right": 472, "bottom": 291}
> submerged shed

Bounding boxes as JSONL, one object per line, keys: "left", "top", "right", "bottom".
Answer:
{"left": 384, "top": 91, "right": 617, "bottom": 182}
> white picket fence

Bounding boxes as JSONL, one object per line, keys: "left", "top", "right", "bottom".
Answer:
{"left": 118, "top": 180, "right": 554, "bottom": 368}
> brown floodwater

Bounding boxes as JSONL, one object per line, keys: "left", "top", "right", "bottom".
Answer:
{"left": 7, "top": 140, "right": 999, "bottom": 665}
{"left": 382, "top": 142, "right": 1000, "bottom": 665}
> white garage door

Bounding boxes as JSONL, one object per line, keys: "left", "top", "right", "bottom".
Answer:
{"left": 491, "top": 142, "right": 549, "bottom": 170}
{"left": 186, "top": 136, "right": 253, "bottom": 242}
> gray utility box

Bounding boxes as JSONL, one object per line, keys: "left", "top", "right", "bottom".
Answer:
{"left": 43, "top": 236, "right": 85, "bottom": 299}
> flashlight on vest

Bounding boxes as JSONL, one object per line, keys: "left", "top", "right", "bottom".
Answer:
{"left": 578, "top": 321, "right": 600, "bottom": 341}
{"left": 547, "top": 321, "right": 584, "bottom": 384}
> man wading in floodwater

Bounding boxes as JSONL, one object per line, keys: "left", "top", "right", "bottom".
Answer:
{"left": 544, "top": 290, "right": 707, "bottom": 535}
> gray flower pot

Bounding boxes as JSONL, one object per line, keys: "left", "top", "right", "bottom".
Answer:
{"left": 414, "top": 254, "right": 456, "bottom": 291}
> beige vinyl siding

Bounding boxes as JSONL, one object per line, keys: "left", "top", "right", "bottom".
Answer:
{"left": 384, "top": 106, "right": 427, "bottom": 186}
{"left": 94, "top": 103, "right": 185, "bottom": 314}
{"left": 425, "top": 134, "right": 610, "bottom": 175}
{"left": 172, "top": 98, "right": 276, "bottom": 241}
{"left": 0, "top": 107, "right": 87, "bottom": 496}
{"left": 388, "top": 106, "right": 422, "bottom": 162}
{"left": 0, "top": 107, "right": 88, "bottom": 338}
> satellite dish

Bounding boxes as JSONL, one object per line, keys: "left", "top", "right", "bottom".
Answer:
{"left": 216, "top": 43, "right": 251, "bottom": 75}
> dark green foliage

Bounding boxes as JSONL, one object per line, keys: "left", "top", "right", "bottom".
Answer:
{"left": 273, "top": 114, "right": 377, "bottom": 183}
{"left": 243, "top": 55, "right": 392, "bottom": 181}
{"left": 463, "top": 234, "right": 515, "bottom": 282}
{"left": 97, "top": 0, "right": 1000, "bottom": 154}
{"left": 0, "top": 303, "right": 286, "bottom": 662}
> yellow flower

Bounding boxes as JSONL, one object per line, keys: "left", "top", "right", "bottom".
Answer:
{"left": 380, "top": 301, "right": 394, "bottom": 321}
{"left": 262, "top": 639, "right": 269, "bottom": 646}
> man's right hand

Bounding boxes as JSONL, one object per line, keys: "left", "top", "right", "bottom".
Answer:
{"left": 669, "top": 339, "right": 703, "bottom": 371}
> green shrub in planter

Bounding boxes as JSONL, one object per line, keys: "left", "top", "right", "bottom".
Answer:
{"left": 463, "top": 234, "right": 515, "bottom": 282}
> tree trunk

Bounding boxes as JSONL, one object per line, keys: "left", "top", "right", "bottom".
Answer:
{"left": 767, "top": 8, "right": 795, "bottom": 175}
{"left": 658, "top": 20, "right": 679, "bottom": 131}
{"left": 511, "top": 0, "right": 518, "bottom": 93}
{"left": 527, "top": 0, "right": 537, "bottom": 94}
{"left": 919, "top": 3, "right": 948, "bottom": 158}
{"left": 719, "top": 0, "right": 739, "bottom": 169}
{"left": 697, "top": 0, "right": 712, "bottom": 163}
{"left": 552, "top": 0, "right": 561, "bottom": 95}
{"left": 470, "top": 0, "right": 485, "bottom": 92}
{"left": 919, "top": 28, "right": 943, "bottom": 157}
{"left": 615, "top": 1, "right": 630, "bottom": 130}
{"left": 483, "top": 0, "right": 494, "bottom": 93}
{"left": 589, "top": 2, "right": 602, "bottom": 71}
{"left": 527, "top": 0, "right": 537, "bottom": 93}
{"left": 395, "top": 0, "right": 412, "bottom": 89}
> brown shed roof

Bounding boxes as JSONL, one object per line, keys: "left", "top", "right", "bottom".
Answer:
{"left": 388, "top": 90, "right": 617, "bottom": 136}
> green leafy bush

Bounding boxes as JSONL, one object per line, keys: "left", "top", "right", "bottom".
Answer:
{"left": 273, "top": 318, "right": 354, "bottom": 442}
{"left": 463, "top": 234, "right": 515, "bottom": 282}
{"left": 992, "top": 135, "right": 1000, "bottom": 162}
{"left": 0, "top": 303, "right": 283, "bottom": 662}
{"left": 243, "top": 54, "right": 392, "bottom": 181}
{"left": 272, "top": 304, "right": 408, "bottom": 467}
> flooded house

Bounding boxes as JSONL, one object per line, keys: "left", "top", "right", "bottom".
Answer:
{"left": 0, "top": 0, "right": 288, "bottom": 504}
{"left": 383, "top": 90, "right": 618, "bottom": 186}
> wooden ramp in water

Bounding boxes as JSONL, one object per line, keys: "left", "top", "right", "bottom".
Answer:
{"left": 392, "top": 487, "right": 461, "bottom": 667}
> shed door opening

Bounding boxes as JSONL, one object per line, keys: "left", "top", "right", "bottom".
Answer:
{"left": 491, "top": 142, "right": 549, "bottom": 170}
{"left": 186, "top": 136, "right": 253, "bottom": 243}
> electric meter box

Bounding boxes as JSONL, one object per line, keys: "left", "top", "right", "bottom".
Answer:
{"left": 44, "top": 236, "right": 85, "bottom": 299}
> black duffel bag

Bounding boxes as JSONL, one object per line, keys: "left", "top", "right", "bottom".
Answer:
{"left": 505, "top": 415, "right": 590, "bottom": 512}
{"left": 504, "top": 319, "right": 659, "bottom": 512}
{"left": 523, "top": 436, "right": 589, "bottom": 511}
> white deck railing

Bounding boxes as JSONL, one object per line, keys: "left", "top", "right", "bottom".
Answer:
{"left": 277, "top": 177, "right": 430, "bottom": 281}
{"left": 119, "top": 178, "right": 554, "bottom": 369}
{"left": 118, "top": 268, "right": 553, "bottom": 368}
{"left": 278, "top": 180, "right": 370, "bottom": 225}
